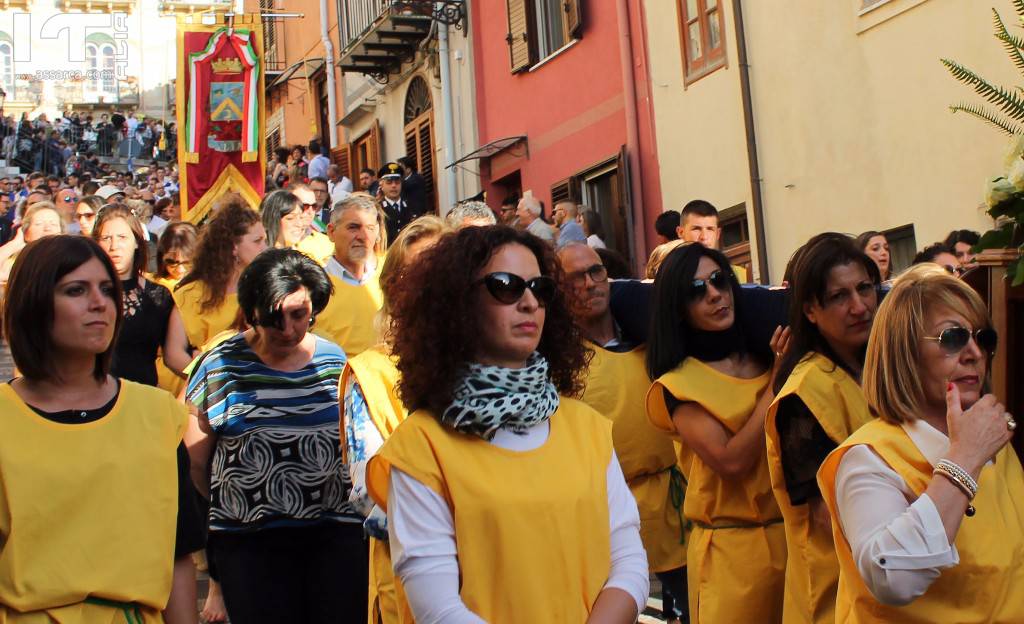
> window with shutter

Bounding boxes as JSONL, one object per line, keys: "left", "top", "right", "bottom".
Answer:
{"left": 506, "top": 0, "right": 533, "bottom": 73}
{"left": 564, "top": 0, "right": 583, "bottom": 39}
{"left": 331, "top": 144, "right": 352, "bottom": 182}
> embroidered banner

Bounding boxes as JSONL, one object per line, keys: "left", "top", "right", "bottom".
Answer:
{"left": 176, "top": 16, "right": 266, "bottom": 223}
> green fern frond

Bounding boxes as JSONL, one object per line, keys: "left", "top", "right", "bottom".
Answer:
{"left": 949, "top": 103, "right": 1022, "bottom": 136}
{"left": 993, "top": 9, "right": 1024, "bottom": 74}
{"left": 941, "top": 59, "right": 1024, "bottom": 122}
{"left": 1013, "top": 0, "right": 1024, "bottom": 20}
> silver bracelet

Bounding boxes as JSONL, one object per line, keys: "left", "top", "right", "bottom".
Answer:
{"left": 935, "top": 459, "right": 979, "bottom": 499}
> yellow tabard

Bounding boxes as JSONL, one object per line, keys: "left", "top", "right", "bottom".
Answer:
{"left": 366, "top": 400, "right": 613, "bottom": 623}
{"left": 172, "top": 280, "right": 239, "bottom": 349}
{"left": 731, "top": 264, "right": 748, "bottom": 284}
{"left": 148, "top": 275, "right": 187, "bottom": 396}
{"left": 818, "top": 420, "right": 1024, "bottom": 624}
{"left": 313, "top": 275, "right": 383, "bottom": 358}
{"left": 0, "top": 382, "right": 187, "bottom": 624}
{"left": 581, "top": 342, "right": 686, "bottom": 572}
{"left": 295, "top": 231, "right": 335, "bottom": 266}
{"left": 341, "top": 346, "right": 412, "bottom": 624}
{"left": 765, "top": 353, "right": 873, "bottom": 624}
{"left": 646, "top": 357, "right": 785, "bottom": 624}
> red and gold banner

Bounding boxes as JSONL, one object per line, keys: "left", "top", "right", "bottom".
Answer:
{"left": 176, "top": 15, "right": 266, "bottom": 223}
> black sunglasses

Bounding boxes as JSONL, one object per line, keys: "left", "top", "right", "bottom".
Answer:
{"left": 690, "top": 269, "right": 733, "bottom": 300}
{"left": 567, "top": 263, "right": 608, "bottom": 286}
{"left": 479, "top": 272, "right": 556, "bottom": 306}
{"left": 922, "top": 326, "right": 997, "bottom": 355}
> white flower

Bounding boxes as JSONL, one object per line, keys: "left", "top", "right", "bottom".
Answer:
{"left": 1009, "top": 158, "right": 1024, "bottom": 191}
{"left": 986, "top": 176, "right": 1017, "bottom": 207}
{"left": 1005, "top": 134, "right": 1024, "bottom": 171}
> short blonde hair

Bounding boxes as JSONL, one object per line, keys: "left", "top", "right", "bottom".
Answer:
{"left": 23, "top": 202, "right": 66, "bottom": 234}
{"left": 379, "top": 215, "right": 447, "bottom": 312}
{"left": 863, "top": 264, "right": 991, "bottom": 424}
{"left": 645, "top": 239, "right": 690, "bottom": 279}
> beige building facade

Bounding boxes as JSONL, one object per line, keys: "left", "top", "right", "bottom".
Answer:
{"left": 644, "top": 0, "right": 1020, "bottom": 282}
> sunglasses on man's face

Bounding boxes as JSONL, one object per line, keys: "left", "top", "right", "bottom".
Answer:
{"left": 478, "top": 272, "right": 556, "bottom": 306}
{"left": 922, "top": 326, "right": 998, "bottom": 356}
{"left": 689, "top": 269, "right": 733, "bottom": 300}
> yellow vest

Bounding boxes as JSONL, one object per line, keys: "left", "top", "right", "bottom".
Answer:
{"left": 295, "top": 231, "right": 334, "bottom": 266}
{"left": 732, "top": 264, "right": 749, "bottom": 284}
{"left": 340, "top": 347, "right": 412, "bottom": 624}
{"left": 765, "top": 353, "right": 873, "bottom": 624}
{"left": 366, "top": 400, "right": 613, "bottom": 623}
{"left": 581, "top": 342, "right": 685, "bottom": 572}
{"left": 818, "top": 420, "right": 1024, "bottom": 624}
{"left": 647, "top": 357, "right": 785, "bottom": 624}
{"left": 313, "top": 274, "right": 383, "bottom": 358}
{"left": 0, "top": 382, "right": 187, "bottom": 624}
{"left": 172, "top": 280, "right": 239, "bottom": 348}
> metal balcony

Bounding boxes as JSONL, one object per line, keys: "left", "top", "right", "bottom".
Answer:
{"left": 338, "top": 0, "right": 464, "bottom": 83}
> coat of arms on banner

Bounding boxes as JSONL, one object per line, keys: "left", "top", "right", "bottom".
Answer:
{"left": 208, "top": 82, "right": 244, "bottom": 152}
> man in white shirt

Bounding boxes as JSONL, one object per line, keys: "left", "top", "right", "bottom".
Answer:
{"left": 326, "top": 164, "right": 353, "bottom": 206}
{"left": 306, "top": 139, "right": 330, "bottom": 180}
{"left": 516, "top": 194, "right": 554, "bottom": 243}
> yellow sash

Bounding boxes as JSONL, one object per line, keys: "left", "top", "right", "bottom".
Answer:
{"left": 313, "top": 275, "right": 383, "bottom": 358}
{"left": 818, "top": 419, "right": 1024, "bottom": 623}
{"left": 367, "top": 400, "right": 613, "bottom": 623}
{"left": 647, "top": 357, "right": 785, "bottom": 623}
{"left": 582, "top": 342, "right": 686, "bottom": 572}
{"left": 0, "top": 382, "right": 186, "bottom": 623}
{"left": 765, "top": 353, "right": 873, "bottom": 624}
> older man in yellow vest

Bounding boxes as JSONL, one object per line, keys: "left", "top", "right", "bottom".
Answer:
{"left": 313, "top": 193, "right": 385, "bottom": 357}
{"left": 557, "top": 242, "right": 689, "bottom": 624}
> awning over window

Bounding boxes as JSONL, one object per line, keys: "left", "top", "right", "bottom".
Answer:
{"left": 267, "top": 58, "right": 325, "bottom": 90}
{"left": 446, "top": 136, "right": 527, "bottom": 170}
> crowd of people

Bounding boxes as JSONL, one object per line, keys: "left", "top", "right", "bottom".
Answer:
{"left": 0, "top": 143, "right": 1020, "bottom": 624}
{"left": 0, "top": 109, "right": 175, "bottom": 176}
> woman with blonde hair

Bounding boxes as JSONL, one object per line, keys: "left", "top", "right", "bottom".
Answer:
{"left": 173, "top": 193, "right": 267, "bottom": 348}
{"left": 644, "top": 239, "right": 688, "bottom": 280}
{"left": 341, "top": 215, "right": 447, "bottom": 624}
{"left": 818, "top": 264, "right": 1023, "bottom": 622}
{"left": 0, "top": 202, "right": 65, "bottom": 286}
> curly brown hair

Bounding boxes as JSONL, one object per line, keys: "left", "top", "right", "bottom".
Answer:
{"left": 176, "top": 193, "right": 259, "bottom": 313}
{"left": 389, "top": 225, "right": 589, "bottom": 417}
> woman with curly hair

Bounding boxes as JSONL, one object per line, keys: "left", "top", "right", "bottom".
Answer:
{"left": 645, "top": 243, "right": 789, "bottom": 624}
{"left": 173, "top": 193, "right": 267, "bottom": 348}
{"left": 365, "top": 225, "right": 649, "bottom": 623}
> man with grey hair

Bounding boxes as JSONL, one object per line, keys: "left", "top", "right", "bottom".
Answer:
{"left": 446, "top": 200, "right": 497, "bottom": 229}
{"left": 515, "top": 193, "right": 553, "bottom": 242}
{"left": 314, "top": 192, "right": 385, "bottom": 357}
{"left": 553, "top": 200, "right": 587, "bottom": 249}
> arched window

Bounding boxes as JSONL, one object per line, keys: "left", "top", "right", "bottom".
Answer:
{"left": 100, "top": 43, "right": 115, "bottom": 94}
{"left": 0, "top": 41, "right": 13, "bottom": 96}
{"left": 86, "top": 42, "right": 99, "bottom": 92}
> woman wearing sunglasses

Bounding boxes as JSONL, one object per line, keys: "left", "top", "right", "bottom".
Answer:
{"left": 74, "top": 195, "right": 103, "bottom": 237}
{"left": 764, "top": 233, "right": 880, "bottom": 624}
{"left": 186, "top": 249, "right": 368, "bottom": 623}
{"left": 365, "top": 226, "right": 649, "bottom": 622}
{"left": 817, "top": 264, "right": 1024, "bottom": 622}
{"left": 645, "top": 243, "right": 788, "bottom": 624}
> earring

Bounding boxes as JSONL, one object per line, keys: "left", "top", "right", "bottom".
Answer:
{"left": 308, "top": 314, "right": 316, "bottom": 328}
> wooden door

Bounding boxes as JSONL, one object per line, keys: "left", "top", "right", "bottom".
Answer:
{"left": 404, "top": 110, "right": 436, "bottom": 213}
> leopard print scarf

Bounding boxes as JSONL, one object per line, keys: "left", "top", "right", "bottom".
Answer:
{"left": 440, "top": 352, "right": 560, "bottom": 441}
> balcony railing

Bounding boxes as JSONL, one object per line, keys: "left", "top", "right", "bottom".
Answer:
{"left": 340, "top": 1, "right": 463, "bottom": 53}
{"left": 263, "top": 16, "right": 286, "bottom": 73}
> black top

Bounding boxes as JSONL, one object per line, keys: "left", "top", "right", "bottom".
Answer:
{"left": 18, "top": 380, "right": 207, "bottom": 558}
{"left": 112, "top": 277, "right": 174, "bottom": 387}
{"left": 775, "top": 395, "right": 837, "bottom": 505}
{"left": 400, "top": 171, "right": 428, "bottom": 219}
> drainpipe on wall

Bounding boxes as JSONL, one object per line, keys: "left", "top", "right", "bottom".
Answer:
{"left": 615, "top": 0, "right": 647, "bottom": 274}
{"left": 732, "top": 0, "right": 769, "bottom": 283}
{"left": 319, "top": 0, "right": 338, "bottom": 148}
{"left": 437, "top": 5, "right": 458, "bottom": 211}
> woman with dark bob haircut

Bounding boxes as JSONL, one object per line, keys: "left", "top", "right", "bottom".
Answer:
{"left": 764, "top": 233, "right": 880, "bottom": 624}
{"left": 186, "top": 248, "right": 369, "bottom": 623}
{"left": 365, "top": 226, "right": 650, "bottom": 622}
{"left": 0, "top": 235, "right": 203, "bottom": 623}
{"left": 645, "top": 243, "right": 789, "bottom": 624}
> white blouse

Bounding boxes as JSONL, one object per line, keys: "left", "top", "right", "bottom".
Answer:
{"left": 834, "top": 419, "right": 963, "bottom": 606}
{"left": 387, "top": 420, "right": 650, "bottom": 623}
